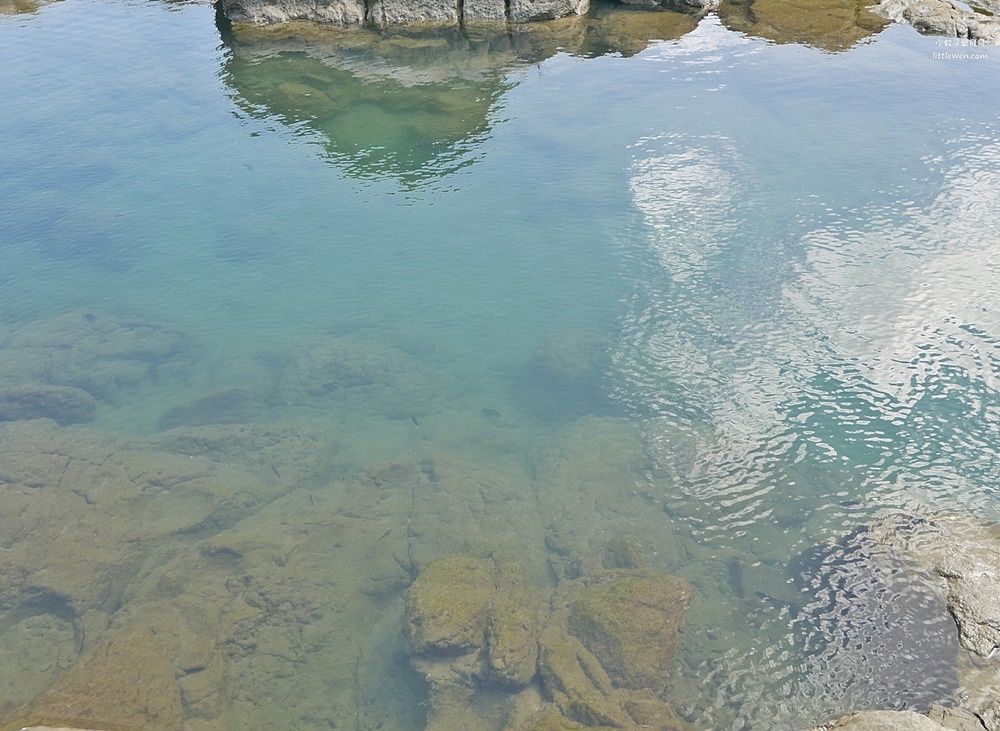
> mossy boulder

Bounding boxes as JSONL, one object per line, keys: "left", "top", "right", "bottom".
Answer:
{"left": 406, "top": 553, "right": 542, "bottom": 686}
{"left": 487, "top": 560, "right": 542, "bottom": 688}
{"left": 567, "top": 570, "right": 692, "bottom": 694}
{"left": 406, "top": 552, "right": 497, "bottom": 656}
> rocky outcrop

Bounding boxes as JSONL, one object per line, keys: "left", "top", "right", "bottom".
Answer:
{"left": 873, "top": 0, "right": 1000, "bottom": 42}
{"left": 220, "top": 0, "right": 593, "bottom": 26}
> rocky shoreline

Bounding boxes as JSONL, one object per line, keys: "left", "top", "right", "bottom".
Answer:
{"left": 217, "top": 0, "right": 1000, "bottom": 45}
{"left": 0, "top": 312, "right": 1000, "bottom": 730}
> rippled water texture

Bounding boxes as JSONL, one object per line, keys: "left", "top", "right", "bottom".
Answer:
{"left": 1, "top": 1, "right": 999, "bottom": 729}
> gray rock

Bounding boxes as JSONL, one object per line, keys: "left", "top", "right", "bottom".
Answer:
{"left": 870, "top": 514, "right": 1000, "bottom": 658}
{"left": 367, "top": 0, "right": 459, "bottom": 26}
{"left": 221, "top": 0, "right": 366, "bottom": 23}
{"left": 873, "top": 0, "right": 1000, "bottom": 43}
{"left": 805, "top": 710, "right": 950, "bottom": 731}
{"left": 507, "top": 0, "right": 587, "bottom": 22}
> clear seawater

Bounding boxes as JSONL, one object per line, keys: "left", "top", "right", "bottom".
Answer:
{"left": 2, "top": 0, "right": 1000, "bottom": 728}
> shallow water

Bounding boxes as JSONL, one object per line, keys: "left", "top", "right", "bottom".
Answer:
{"left": 2, "top": 1, "right": 1000, "bottom": 728}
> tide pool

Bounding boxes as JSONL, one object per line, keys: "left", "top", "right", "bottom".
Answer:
{"left": 1, "top": 1, "right": 999, "bottom": 728}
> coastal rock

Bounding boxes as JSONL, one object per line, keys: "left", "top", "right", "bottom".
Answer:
{"left": 804, "top": 710, "right": 950, "bottom": 731}
{"left": 221, "top": 0, "right": 589, "bottom": 26}
{"left": 869, "top": 514, "right": 1000, "bottom": 658}
{"left": 508, "top": 0, "right": 588, "bottom": 22}
{"left": 873, "top": 0, "right": 1000, "bottom": 42}
{"left": 0, "top": 384, "right": 96, "bottom": 425}
{"left": 224, "top": 0, "right": 366, "bottom": 23}
{"left": 1, "top": 626, "right": 183, "bottom": 731}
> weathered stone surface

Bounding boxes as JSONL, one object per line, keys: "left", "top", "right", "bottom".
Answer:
{"left": 0, "top": 384, "right": 96, "bottom": 425}
{"left": 406, "top": 553, "right": 496, "bottom": 656}
{"left": 927, "top": 705, "right": 989, "bottom": 731}
{"left": 2, "top": 626, "right": 183, "bottom": 731}
{"left": 223, "top": 0, "right": 366, "bottom": 23}
{"left": 508, "top": 0, "right": 588, "bottom": 22}
{"left": 566, "top": 570, "right": 692, "bottom": 694}
{"left": 873, "top": 0, "right": 1000, "bottom": 42}
{"left": 870, "top": 514, "right": 1000, "bottom": 658}
{"left": 367, "top": 0, "right": 459, "bottom": 25}
{"left": 223, "top": 0, "right": 588, "bottom": 25}
{"left": 804, "top": 710, "right": 950, "bottom": 731}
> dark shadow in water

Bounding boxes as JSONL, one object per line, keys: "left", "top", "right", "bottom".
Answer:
{"left": 787, "top": 521, "right": 959, "bottom": 715}
{"left": 216, "top": 3, "right": 700, "bottom": 187}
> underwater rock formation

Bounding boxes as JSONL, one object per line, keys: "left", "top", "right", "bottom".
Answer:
{"left": 0, "top": 384, "right": 96, "bottom": 425}
{"left": 404, "top": 552, "right": 691, "bottom": 731}
{"left": 0, "top": 311, "right": 185, "bottom": 403}
{"left": 1, "top": 626, "right": 183, "bottom": 731}
{"left": 278, "top": 335, "right": 436, "bottom": 420}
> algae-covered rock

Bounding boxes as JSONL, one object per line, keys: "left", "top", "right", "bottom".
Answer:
{"left": 567, "top": 570, "right": 692, "bottom": 694}
{"left": 487, "top": 560, "right": 542, "bottom": 689}
{"left": 1, "top": 626, "right": 183, "bottom": 731}
{"left": 531, "top": 569, "right": 692, "bottom": 731}
{"left": 0, "top": 384, "right": 96, "bottom": 425}
{"left": 406, "top": 553, "right": 496, "bottom": 656}
{"left": 406, "top": 554, "right": 545, "bottom": 730}
{"left": 537, "top": 610, "right": 629, "bottom": 728}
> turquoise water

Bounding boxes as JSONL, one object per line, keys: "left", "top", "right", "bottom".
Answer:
{"left": 2, "top": 0, "right": 1000, "bottom": 728}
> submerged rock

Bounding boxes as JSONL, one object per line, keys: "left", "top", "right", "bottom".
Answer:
{"left": 404, "top": 552, "right": 691, "bottom": 731}
{"left": 278, "top": 335, "right": 436, "bottom": 420}
{"left": 1, "top": 626, "right": 183, "bottom": 731}
{"left": 0, "top": 384, "right": 96, "bottom": 425}
{"left": 566, "top": 570, "right": 691, "bottom": 695}
{"left": 0, "top": 311, "right": 185, "bottom": 402}
{"left": 869, "top": 514, "right": 1000, "bottom": 659}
